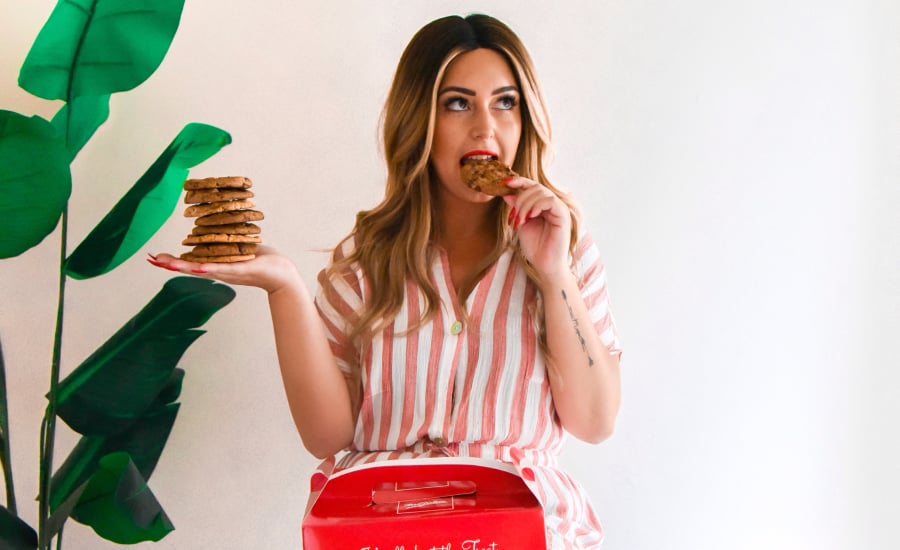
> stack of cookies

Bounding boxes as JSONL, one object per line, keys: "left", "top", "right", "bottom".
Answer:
{"left": 180, "top": 176, "right": 264, "bottom": 263}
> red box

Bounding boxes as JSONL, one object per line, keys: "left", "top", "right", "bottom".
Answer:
{"left": 302, "top": 457, "right": 547, "bottom": 549}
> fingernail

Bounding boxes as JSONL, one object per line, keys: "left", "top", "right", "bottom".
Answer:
{"left": 147, "top": 258, "right": 181, "bottom": 272}
{"left": 147, "top": 252, "right": 158, "bottom": 261}
{"left": 507, "top": 208, "right": 516, "bottom": 225}
{"left": 191, "top": 268, "right": 208, "bottom": 274}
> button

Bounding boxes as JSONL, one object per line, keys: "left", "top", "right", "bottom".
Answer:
{"left": 431, "top": 437, "right": 448, "bottom": 447}
{"left": 450, "top": 321, "right": 463, "bottom": 335}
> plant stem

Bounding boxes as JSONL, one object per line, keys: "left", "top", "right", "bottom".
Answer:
{"left": 39, "top": 208, "right": 69, "bottom": 549}
{"left": 0, "top": 333, "right": 18, "bottom": 515}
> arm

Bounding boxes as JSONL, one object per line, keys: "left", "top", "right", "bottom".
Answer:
{"left": 538, "top": 270, "right": 621, "bottom": 443}
{"left": 148, "top": 248, "right": 355, "bottom": 458}
{"left": 505, "top": 182, "right": 622, "bottom": 443}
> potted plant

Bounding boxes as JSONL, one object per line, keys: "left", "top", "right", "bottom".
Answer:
{"left": 1, "top": 1, "right": 235, "bottom": 547}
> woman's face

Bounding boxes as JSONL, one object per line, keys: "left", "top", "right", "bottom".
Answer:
{"left": 431, "top": 48, "right": 522, "bottom": 204}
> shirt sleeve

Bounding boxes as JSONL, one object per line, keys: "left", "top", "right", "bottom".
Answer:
{"left": 573, "top": 230, "right": 623, "bottom": 356}
{"left": 313, "top": 238, "right": 365, "bottom": 377}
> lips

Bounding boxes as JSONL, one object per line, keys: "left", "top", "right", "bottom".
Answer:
{"left": 460, "top": 150, "right": 499, "bottom": 166}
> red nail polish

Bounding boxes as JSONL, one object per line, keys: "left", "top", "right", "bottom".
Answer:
{"left": 147, "top": 252, "right": 158, "bottom": 261}
{"left": 507, "top": 209, "right": 515, "bottom": 225}
{"left": 191, "top": 268, "right": 207, "bottom": 274}
{"left": 148, "top": 258, "right": 180, "bottom": 272}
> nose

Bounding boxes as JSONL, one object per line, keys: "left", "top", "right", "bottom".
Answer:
{"left": 470, "top": 108, "right": 495, "bottom": 140}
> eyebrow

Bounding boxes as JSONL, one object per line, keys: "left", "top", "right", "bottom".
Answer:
{"left": 438, "top": 85, "right": 519, "bottom": 96}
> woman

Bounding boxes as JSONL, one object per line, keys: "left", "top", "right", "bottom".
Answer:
{"left": 150, "top": 14, "right": 622, "bottom": 548}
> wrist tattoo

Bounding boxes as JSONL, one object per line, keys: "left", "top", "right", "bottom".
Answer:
{"left": 561, "top": 289, "right": 594, "bottom": 367}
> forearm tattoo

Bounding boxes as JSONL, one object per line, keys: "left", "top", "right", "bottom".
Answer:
{"left": 561, "top": 289, "right": 594, "bottom": 367}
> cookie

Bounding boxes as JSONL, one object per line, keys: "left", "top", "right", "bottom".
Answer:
{"left": 185, "top": 188, "right": 254, "bottom": 204}
{"left": 180, "top": 253, "right": 256, "bottom": 263}
{"left": 460, "top": 157, "right": 518, "bottom": 196}
{"left": 182, "top": 234, "right": 262, "bottom": 245}
{"left": 191, "top": 222, "right": 261, "bottom": 235}
{"left": 195, "top": 209, "right": 265, "bottom": 226}
{"left": 179, "top": 175, "right": 263, "bottom": 261}
{"left": 187, "top": 243, "right": 258, "bottom": 257}
{"left": 183, "top": 176, "right": 253, "bottom": 190}
{"left": 183, "top": 199, "right": 255, "bottom": 218}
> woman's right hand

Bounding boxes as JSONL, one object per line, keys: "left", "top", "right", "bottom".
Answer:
{"left": 147, "top": 245, "right": 301, "bottom": 294}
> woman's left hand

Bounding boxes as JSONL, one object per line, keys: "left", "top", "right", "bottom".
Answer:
{"left": 503, "top": 177, "right": 572, "bottom": 280}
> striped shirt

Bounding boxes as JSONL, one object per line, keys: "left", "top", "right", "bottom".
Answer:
{"left": 315, "top": 230, "right": 621, "bottom": 549}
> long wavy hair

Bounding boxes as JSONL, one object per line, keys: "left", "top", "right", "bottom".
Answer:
{"left": 327, "top": 14, "right": 580, "bottom": 350}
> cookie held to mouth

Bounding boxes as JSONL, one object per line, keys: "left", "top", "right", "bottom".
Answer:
{"left": 461, "top": 156, "right": 518, "bottom": 196}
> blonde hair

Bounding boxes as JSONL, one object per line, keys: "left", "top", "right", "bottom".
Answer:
{"left": 328, "top": 14, "right": 580, "bottom": 350}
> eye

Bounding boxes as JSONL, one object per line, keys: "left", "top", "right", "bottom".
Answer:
{"left": 443, "top": 96, "right": 469, "bottom": 111}
{"left": 495, "top": 94, "right": 519, "bottom": 110}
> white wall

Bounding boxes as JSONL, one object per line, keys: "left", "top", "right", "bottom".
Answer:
{"left": 1, "top": 1, "right": 897, "bottom": 549}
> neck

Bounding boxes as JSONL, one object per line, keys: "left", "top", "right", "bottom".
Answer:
{"left": 433, "top": 189, "right": 503, "bottom": 297}
{"left": 435, "top": 190, "right": 497, "bottom": 247}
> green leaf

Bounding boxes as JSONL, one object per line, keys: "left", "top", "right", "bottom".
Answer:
{"left": 45, "top": 483, "right": 87, "bottom": 542}
{"left": 18, "top": 0, "right": 185, "bottom": 101}
{"left": 69, "top": 452, "right": 174, "bottom": 544}
{"left": 55, "top": 277, "right": 235, "bottom": 436}
{"left": 0, "top": 110, "right": 72, "bottom": 259}
{"left": 1, "top": 334, "right": 18, "bottom": 517}
{"left": 64, "top": 123, "right": 232, "bottom": 279}
{"left": 56, "top": 325, "right": 200, "bottom": 436}
{"left": 51, "top": 94, "right": 111, "bottom": 162}
{"left": 0, "top": 506, "right": 37, "bottom": 550}
{"left": 51, "top": 403, "right": 179, "bottom": 512}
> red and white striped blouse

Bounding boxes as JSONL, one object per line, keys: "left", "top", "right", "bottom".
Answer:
{"left": 315, "top": 230, "right": 622, "bottom": 549}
